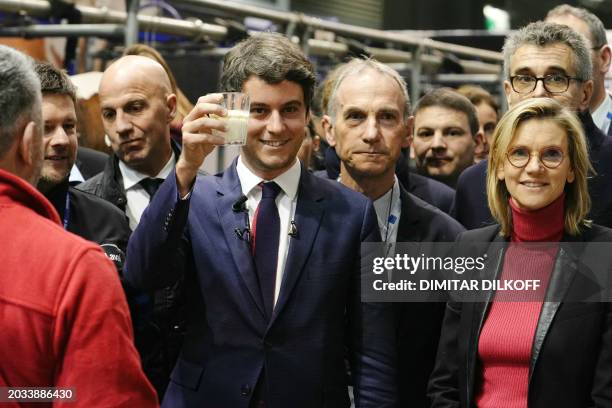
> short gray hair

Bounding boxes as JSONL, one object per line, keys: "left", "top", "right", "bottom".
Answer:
{"left": 0, "top": 45, "right": 41, "bottom": 159}
{"left": 502, "top": 21, "right": 592, "bottom": 82}
{"left": 547, "top": 4, "right": 608, "bottom": 49}
{"left": 220, "top": 32, "right": 316, "bottom": 112}
{"left": 327, "top": 58, "right": 411, "bottom": 123}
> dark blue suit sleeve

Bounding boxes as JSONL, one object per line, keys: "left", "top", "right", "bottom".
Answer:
{"left": 124, "top": 170, "right": 191, "bottom": 292}
{"left": 350, "top": 199, "right": 398, "bottom": 408}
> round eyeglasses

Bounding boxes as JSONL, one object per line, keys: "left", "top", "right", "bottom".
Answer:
{"left": 510, "top": 74, "right": 582, "bottom": 94}
{"left": 506, "top": 146, "right": 565, "bottom": 169}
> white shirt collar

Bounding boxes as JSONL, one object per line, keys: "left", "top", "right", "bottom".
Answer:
{"left": 236, "top": 155, "right": 301, "bottom": 200}
{"left": 592, "top": 94, "right": 612, "bottom": 132}
{"left": 68, "top": 164, "right": 85, "bottom": 184}
{"left": 119, "top": 152, "right": 176, "bottom": 190}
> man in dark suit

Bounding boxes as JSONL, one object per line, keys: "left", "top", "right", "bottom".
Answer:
{"left": 453, "top": 21, "right": 612, "bottom": 229}
{"left": 125, "top": 33, "right": 397, "bottom": 408}
{"left": 324, "top": 58, "right": 464, "bottom": 407}
{"left": 76, "top": 54, "right": 183, "bottom": 398}
{"left": 314, "top": 62, "right": 455, "bottom": 214}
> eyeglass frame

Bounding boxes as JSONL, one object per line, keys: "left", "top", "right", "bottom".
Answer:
{"left": 509, "top": 74, "right": 583, "bottom": 94}
{"left": 505, "top": 145, "right": 567, "bottom": 169}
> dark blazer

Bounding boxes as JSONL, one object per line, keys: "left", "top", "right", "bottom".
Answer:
{"left": 452, "top": 111, "right": 612, "bottom": 229}
{"left": 428, "top": 224, "right": 612, "bottom": 408}
{"left": 450, "top": 159, "right": 491, "bottom": 230}
{"left": 395, "top": 187, "right": 465, "bottom": 407}
{"left": 125, "top": 163, "right": 398, "bottom": 408}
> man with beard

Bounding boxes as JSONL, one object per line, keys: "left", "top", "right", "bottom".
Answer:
{"left": 34, "top": 61, "right": 129, "bottom": 270}
{"left": 410, "top": 88, "right": 484, "bottom": 188}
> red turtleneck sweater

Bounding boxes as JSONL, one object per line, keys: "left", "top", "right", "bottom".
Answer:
{"left": 475, "top": 194, "right": 565, "bottom": 408}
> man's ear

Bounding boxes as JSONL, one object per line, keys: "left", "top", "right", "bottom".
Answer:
{"left": 401, "top": 116, "right": 414, "bottom": 149}
{"left": 599, "top": 45, "right": 611, "bottom": 75}
{"left": 18, "top": 121, "right": 39, "bottom": 167}
{"left": 579, "top": 80, "right": 594, "bottom": 112}
{"left": 503, "top": 80, "right": 513, "bottom": 107}
{"left": 321, "top": 115, "right": 336, "bottom": 147}
{"left": 166, "top": 93, "right": 178, "bottom": 123}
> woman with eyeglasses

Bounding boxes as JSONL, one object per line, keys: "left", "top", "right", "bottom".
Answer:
{"left": 428, "top": 97, "right": 612, "bottom": 408}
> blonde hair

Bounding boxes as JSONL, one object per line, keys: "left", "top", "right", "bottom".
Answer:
{"left": 487, "top": 98, "right": 593, "bottom": 236}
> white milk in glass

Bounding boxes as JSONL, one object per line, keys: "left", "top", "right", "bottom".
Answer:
{"left": 212, "top": 109, "right": 249, "bottom": 145}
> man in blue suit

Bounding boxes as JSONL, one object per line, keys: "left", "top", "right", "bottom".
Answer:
{"left": 125, "top": 33, "right": 397, "bottom": 408}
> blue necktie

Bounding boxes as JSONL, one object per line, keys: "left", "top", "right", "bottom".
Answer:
{"left": 254, "top": 182, "right": 282, "bottom": 319}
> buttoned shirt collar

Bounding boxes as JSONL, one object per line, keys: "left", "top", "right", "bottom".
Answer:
{"left": 236, "top": 156, "right": 301, "bottom": 200}
{"left": 592, "top": 94, "right": 612, "bottom": 134}
{"left": 119, "top": 152, "right": 176, "bottom": 190}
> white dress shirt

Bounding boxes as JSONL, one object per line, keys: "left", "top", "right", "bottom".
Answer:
{"left": 592, "top": 94, "right": 612, "bottom": 135}
{"left": 119, "top": 153, "right": 176, "bottom": 230}
{"left": 236, "top": 156, "right": 300, "bottom": 307}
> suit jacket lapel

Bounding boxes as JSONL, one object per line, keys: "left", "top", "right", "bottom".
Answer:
{"left": 396, "top": 186, "right": 422, "bottom": 242}
{"left": 529, "top": 240, "right": 580, "bottom": 381}
{"left": 269, "top": 171, "right": 325, "bottom": 327}
{"left": 215, "top": 164, "right": 267, "bottom": 320}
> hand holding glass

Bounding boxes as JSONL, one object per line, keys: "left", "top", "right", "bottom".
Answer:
{"left": 211, "top": 92, "right": 250, "bottom": 145}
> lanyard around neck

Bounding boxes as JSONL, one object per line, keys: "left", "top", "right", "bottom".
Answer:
{"left": 62, "top": 191, "right": 71, "bottom": 230}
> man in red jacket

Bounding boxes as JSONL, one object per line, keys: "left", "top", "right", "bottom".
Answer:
{"left": 0, "top": 45, "right": 158, "bottom": 407}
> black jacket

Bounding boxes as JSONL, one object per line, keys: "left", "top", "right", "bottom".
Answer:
{"left": 76, "top": 151, "right": 128, "bottom": 211}
{"left": 75, "top": 146, "right": 109, "bottom": 181}
{"left": 452, "top": 111, "right": 612, "bottom": 229}
{"left": 395, "top": 186, "right": 465, "bottom": 407}
{"left": 45, "top": 179, "right": 130, "bottom": 271}
{"left": 428, "top": 224, "right": 612, "bottom": 408}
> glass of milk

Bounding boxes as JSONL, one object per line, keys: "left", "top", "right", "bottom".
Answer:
{"left": 212, "top": 92, "right": 250, "bottom": 145}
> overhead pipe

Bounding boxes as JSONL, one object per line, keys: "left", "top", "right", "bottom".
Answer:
{"left": 175, "top": 0, "right": 503, "bottom": 62}
{"left": 0, "top": 0, "right": 228, "bottom": 41}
